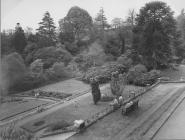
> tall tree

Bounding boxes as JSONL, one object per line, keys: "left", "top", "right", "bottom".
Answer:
{"left": 94, "top": 7, "right": 110, "bottom": 31}
{"left": 126, "top": 9, "right": 136, "bottom": 29}
{"left": 132, "top": 1, "right": 176, "bottom": 69}
{"left": 111, "top": 18, "right": 123, "bottom": 29}
{"left": 36, "top": 11, "right": 56, "bottom": 47}
{"left": 59, "top": 6, "right": 93, "bottom": 42}
{"left": 177, "top": 9, "right": 185, "bottom": 40}
{"left": 1, "top": 30, "right": 14, "bottom": 56}
{"left": 11, "top": 23, "right": 27, "bottom": 55}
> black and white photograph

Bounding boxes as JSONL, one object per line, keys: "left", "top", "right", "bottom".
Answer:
{"left": 1, "top": 0, "right": 185, "bottom": 139}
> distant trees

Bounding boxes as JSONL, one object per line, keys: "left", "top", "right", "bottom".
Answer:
{"left": 11, "top": 23, "right": 27, "bottom": 55}
{"left": 132, "top": 1, "right": 176, "bottom": 69}
{"left": 126, "top": 9, "right": 136, "bottom": 29}
{"left": 177, "top": 9, "right": 185, "bottom": 40}
{"left": 59, "top": 6, "right": 93, "bottom": 43}
{"left": 94, "top": 7, "right": 110, "bottom": 31}
{"left": 1, "top": 30, "right": 14, "bottom": 56}
{"left": 36, "top": 11, "right": 56, "bottom": 47}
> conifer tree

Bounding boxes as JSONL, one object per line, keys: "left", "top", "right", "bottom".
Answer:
{"left": 37, "top": 11, "right": 56, "bottom": 47}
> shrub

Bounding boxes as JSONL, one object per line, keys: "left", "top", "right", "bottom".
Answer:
{"left": 117, "top": 55, "right": 133, "bottom": 69}
{"left": 133, "top": 69, "right": 161, "bottom": 86}
{"left": 127, "top": 64, "right": 147, "bottom": 84}
{"left": 0, "top": 123, "right": 33, "bottom": 140}
{"left": 30, "top": 59, "right": 43, "bottom": 77}
{"left": 9, "top": 73, "right": 45, "bottom": 93}
{"left": 32, "top": 46, "right": 72, "bottom": 69}
{"left": 1, "top": 52, "right": 27, "bottom": 94}
{"left": 82, "top": 62, "right": 126, "bottom": 84}
{"left": 47, "top": 120, "right": 72, "bottom": 132}
{"left": 103, "top": 35, "right": 121, "bottom": 57}
{"left": 44, "top": 62, "right": 72, "bottom": 81}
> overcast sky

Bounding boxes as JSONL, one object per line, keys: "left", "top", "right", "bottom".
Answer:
{"left": 1, "top": 0, "right": 185, "bottom": 31}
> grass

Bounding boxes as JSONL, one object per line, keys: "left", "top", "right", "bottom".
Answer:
{"left": 161, "top": 65, "right": 185, "bottom": 80}
{"left": 0, "top": 99, "right": 52, "bottom": 121}
{"left": 45, "top": 120, "right": 72, "bottom": 132}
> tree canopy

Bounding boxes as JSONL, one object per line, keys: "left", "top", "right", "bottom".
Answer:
{"left": 133, "top": 1, "right": 176, "bottom": 69}
{"left": 36, "top": 11, "right": 56, "bottom": 47}
{"left": 59, "top": 6, "right": 92, "bottom": 43}
{"left": 11, "top": 23, "right": 27, "bottom": 55}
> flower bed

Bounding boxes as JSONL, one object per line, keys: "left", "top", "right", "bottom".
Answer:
{"left": 19, "top": 90, "right": 72, "bottom": 100}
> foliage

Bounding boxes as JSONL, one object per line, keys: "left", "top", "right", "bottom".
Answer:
{"left": 24, "top": 43, "right": 39, "bottom": 64}
{"left": 177, "top": 9, "right": 185, "bottom": 40}
{"left": 111, "top": 18, "right": 123, "bottom": 29}
{"left": 47, "top": 120, "right": 72, "bottom": 132}
{"left": 64, "top": 42, "right": 79, "bottom": 55}
{"left": 1, "top": 30, "right": 14, "bottom": 55}
{"left": 36, "top": 11, "right": 56, "bottom": 47}
{"left": 30, "top": 59, "right": 44, "bottom": 77}
{"left": 127, "top": 64, "right": 147, "bottom": 84}
{"left": 126, "top": 9, "right": 136, "bottom": 28}
{"left": 90, "top": 78, "right": 101, "bottom": 104}
{"left": 133, "top": 70, "right": 161, "bottom": 86}
{"left": 0, "top": 123, "right": 32, "bottom": 140}
{"left": 74, "top": 42, "right": 108, "bottom": 72}
{"left": 133, "top": 1, "right": 176, "bottom": 69}
{"left": 1, "top": 52, "right": 26, "bottom": 93}
{"left": 45, "top": 62, "right": 72, "bottom": 80}
{"left": 117, "top": 54, "right": 133, "bottom": 69}
{"left": 103, "top": 34, "right": 121, "bottom": 57}
{"left": 110, "top": 72, "right": 127, "bottom": 97}
{"left": 11, "top": 23, "right": 27, "bottom": 55}
{"left": 22, "top": 90, "right": 72, "bottom": 99}
{"left": 82, "top": 62, "right": 126, "bottom": 84}
{"left": 59, "top": 6, "right": 92, "bottom": 43}
{"left": 32, "top": 46, "right": 72, "bottom": 69}
{"left": 94, "top": 7, "right": 110, "bottom": 31}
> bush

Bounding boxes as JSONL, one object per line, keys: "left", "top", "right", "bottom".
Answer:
{"left": 0, "top": 123, "right": 33, "bottom": 140}
{"left": 9, "top": 73, "right": 45, "bottom": 93}
{"left": 117, "top": 55, "right": 133, "bottom": 69}
{"left": 127, "top": 64, "right": 147, "bottom": 84}
{"left": 1, "top": 52, "right": 27, "bottom": 94}
{"left": 133, "top": 69, "right": 161, "bottom": 86}
{"left": 32, "top": 46, "right": 72, "bottom": 69}
{"left": 82, "top": 62, "right": 126, "bottom": 84}
{"left": 30, "top": 59, "right": 43, "bottom": 77}
{"left": 44, "top": 62, "right": 72, "bottom": 81}
{"left": 47, "top": 120, "right": 72, "bottom": 132}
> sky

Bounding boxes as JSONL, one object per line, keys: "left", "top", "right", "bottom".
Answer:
{"left": 1, "top": 0, "right": 185, "bottom": 31}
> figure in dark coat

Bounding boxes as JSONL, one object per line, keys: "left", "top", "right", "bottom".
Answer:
{"left": 90, "top": 77, "right": 101, "bottom": 105}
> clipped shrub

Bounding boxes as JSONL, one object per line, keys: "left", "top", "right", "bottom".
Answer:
{"left": 82, "top": 62, "right": 126, "bottom": 84}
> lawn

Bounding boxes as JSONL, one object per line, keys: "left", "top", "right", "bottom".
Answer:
{"left": 0, "top": 98, "right": 53, "bottom": 121}
{"left": 39, "top": 79, "right": 90, "bottom": 95}
{"left": 161, "top": 65, "right": 185, "bottom": 80}
{"left": 68, "top": 83, "right": 178, "bottom": 140}
{"left": 21, "top": 85, "right": 143, "bottom": 133}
